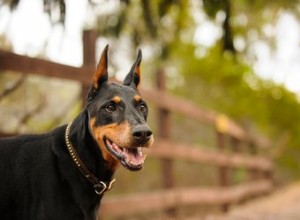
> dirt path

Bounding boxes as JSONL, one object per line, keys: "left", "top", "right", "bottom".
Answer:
{"left": 205, "top": 181, "right": 300, "bottom": 220}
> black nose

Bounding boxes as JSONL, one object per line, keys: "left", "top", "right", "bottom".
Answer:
{"left": 132, "top": 125, "right": 152, "bottom": 144}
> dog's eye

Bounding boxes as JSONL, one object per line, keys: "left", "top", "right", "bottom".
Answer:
{"left": 106, "top": 104, "right": 117, "bottom": 112}
{"left": 138, "top": 104, "right": 147, "bottom": 113}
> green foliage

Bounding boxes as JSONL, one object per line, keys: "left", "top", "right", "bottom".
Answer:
{"left": 203, "top": 0, "right": 228, "bottom": 18}
{"left": 166, "top": 41, "right": 300, "bottom": 181}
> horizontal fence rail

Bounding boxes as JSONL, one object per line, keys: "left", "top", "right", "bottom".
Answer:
{"left": 140, "top": 88, "right": 271, "bottom": 149}
{"left": 100, "top": 180, "right": 273, "bottom": 218}
{"left": 150, "top": 139, "right": 272, "bottom": 171}
{"left": 0, "top": 50, "right": 94, "bottom": 85}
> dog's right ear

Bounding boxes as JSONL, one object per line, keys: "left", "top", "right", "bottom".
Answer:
{"left": 93, "top": 45, "right": 109, "bottom": 89}
{"left": 88, "top": 45, "right": 109, "bottom": 101}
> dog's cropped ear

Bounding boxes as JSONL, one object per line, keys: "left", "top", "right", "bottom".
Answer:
{"left": 123, "top": 49, "right": 142, "bottom": 88}
{"left": 93, "top": 45, "right": 109, "bottom": 89}
{"left": 87, "top": 45, "right": 109, "bottom": 102}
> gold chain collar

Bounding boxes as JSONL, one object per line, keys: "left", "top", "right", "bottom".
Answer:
{"left": 65, "top": 122, "right": 116, "bottom": 195}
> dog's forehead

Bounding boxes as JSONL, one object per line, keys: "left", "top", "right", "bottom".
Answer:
{"left": 100, "top": 83, "right": 139, "bottom": 101}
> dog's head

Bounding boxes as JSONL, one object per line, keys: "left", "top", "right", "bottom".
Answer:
{"left": 86, "top": 45, "right": 154, "bottom": 171}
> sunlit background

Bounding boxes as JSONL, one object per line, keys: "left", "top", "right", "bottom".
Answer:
{"left": 1, "top": 0, "right": 300, "bottom": 219}
{"left": 1, "top": 0, "right": 299, "bottom": 90}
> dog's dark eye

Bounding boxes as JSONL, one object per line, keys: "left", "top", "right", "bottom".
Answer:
{"left": 138, "top": 104, "right": 147, "bottom": 113}
{"left": 106, "top": 104, "right": 117, "bottom": 112}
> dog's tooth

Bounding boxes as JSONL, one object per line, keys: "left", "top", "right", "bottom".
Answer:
{"left": 112, "top": 142, "right": 118, "bottom": 148}
{"left": 105, "top": 139, "right": 111, "bottom": 147}
{"left": 111, "top": 142, "right": 122, "bottom": 153}
{"left": 137, "top": 147, "right": 143, "bottom": 156}
{"left": 132, "top": 161, "right": 139, "bottom": 166}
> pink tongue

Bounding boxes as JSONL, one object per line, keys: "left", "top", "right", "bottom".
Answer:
{"left": 123, "top": 148, "right": 144, "bottom": 165}
{"left": 109, "top": 140, "right": 144, "bottom": 165}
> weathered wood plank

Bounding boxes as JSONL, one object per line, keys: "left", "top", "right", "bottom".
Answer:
{"left": 100, "top": 180, "right": 273, "bottom": 217}
{"left": 141, "top": 88, "right": 270, "bottom": 148}
{"left": 148, "top": 139, "right": 272, "bottom": 171}
{"left": 0, "top": 50, "right": 93, "bottom": 85}
{"left": 0, "top": 132, "right": 19, "bottom": 138}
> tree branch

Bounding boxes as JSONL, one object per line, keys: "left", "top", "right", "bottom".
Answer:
{"left": 141, "top": 0, "right": 157, "bottom": 39}
{"left": 0, "top": 75, "right": 26, "bottom": 101}
{"left": 222, "top": 0, "right": 236, "bottom": 53}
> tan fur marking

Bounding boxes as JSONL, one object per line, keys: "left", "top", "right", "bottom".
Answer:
{"left": 134, "top": 95, "right": 142, "bottom": 102}
{"left": 134, "top": 65, "right": 140, "bottom": 77}
{"left": 112, "top": 96, "right": 121, "bottom": 104}
{"left": 89, "top": 116, "right": 154, "bottom": 170}
{"left": 135, "top": 65, "right": 141, "bottom": 88}
{"left": 93, "top": 45, "right": 108, "bottom": 89}
{"left": 134, "top": 51, "right": 142, "bottom": 88}
{"left": 89, "top": 118, "right": 133, "bottom": 170}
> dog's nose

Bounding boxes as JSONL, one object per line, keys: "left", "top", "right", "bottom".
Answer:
{"left": 132, "top": 125, "right": 152, "bottom": 144}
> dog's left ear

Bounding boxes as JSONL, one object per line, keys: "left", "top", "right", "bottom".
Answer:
{"left": 123, "top": 49, "right": 142, "bottom": 88}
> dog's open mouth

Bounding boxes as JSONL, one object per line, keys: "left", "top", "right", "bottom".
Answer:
{"left": 104, "top": 138, "right": 146, "bottom": 171}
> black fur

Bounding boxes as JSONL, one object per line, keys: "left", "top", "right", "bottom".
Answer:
{"left": 0, "top": 110, "right": 113, "bottom": 219}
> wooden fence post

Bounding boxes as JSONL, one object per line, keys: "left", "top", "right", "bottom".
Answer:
{"left": 231, "top": 137, "right": 241, "bottom": 184}
{"left": 156, "top": 69, "right": 176, "bottom": 216}
{"left": 231, "top": 137, "right": 245, "bottom": 204}
{"left": 248, "top": 141, "right": 258, "bottom": 180}
{"left": 82, "top": 30, "right": 97, "bottom": 105}
{"left": 215, "top": 114, "right": 230, "bottom": 212}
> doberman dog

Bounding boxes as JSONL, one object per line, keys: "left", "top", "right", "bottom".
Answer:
{"left": 0, "top": 45, "right": 154, "bottom": 219}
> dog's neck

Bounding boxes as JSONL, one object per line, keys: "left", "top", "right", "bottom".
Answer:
{"left": 50, "top": 110, "right": 116, "bottom": 218}
{"left": 68, "top": 110, "right": 115, "bottom": 184}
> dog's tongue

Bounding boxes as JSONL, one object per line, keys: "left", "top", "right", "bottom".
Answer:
{"left": 123, "top": 147, "right": 144, "bottom": 165}
{"left": 110, "top": 142, "right": 144, "bottom": 165}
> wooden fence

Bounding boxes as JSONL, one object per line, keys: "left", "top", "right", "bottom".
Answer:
{"left": 0, "top": 30, "right": 273, "bottom": 218}
{"left": 100, "top": 71, "right": 273, "bottom": 218}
